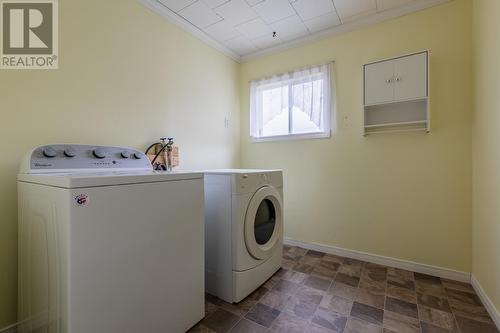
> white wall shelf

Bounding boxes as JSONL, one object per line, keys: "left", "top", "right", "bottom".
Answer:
{"left": 364, "top": 120, "right": 427, "bottom": 128}
{"left": 363, "top": 50, "right": 430, "bottom": 136}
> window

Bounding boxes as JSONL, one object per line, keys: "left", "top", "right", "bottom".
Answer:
{"left": 250, "top": 63, "right": 333, "bottom": 141}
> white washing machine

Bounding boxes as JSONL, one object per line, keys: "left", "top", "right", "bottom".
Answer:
{"left": 204, "top": 169, "right": 283, "bottom": 303}
{"left": 17, "top": 144, "right": 205, "bottom": 333}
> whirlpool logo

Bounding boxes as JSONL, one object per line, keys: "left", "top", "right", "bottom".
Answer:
{"left": 74, "top": 194, "right": 89, "bottom": 206}
{"left": 1, "top": 0, "right": 58, "bottom": 69}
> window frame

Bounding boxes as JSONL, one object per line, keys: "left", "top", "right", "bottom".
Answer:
{"left": 250, "top": 63, "right": 334, "bottom": 142}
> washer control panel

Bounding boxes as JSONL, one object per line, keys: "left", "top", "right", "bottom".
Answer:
{"left": 26, "top": 144, "right": 152, "bottom": 173}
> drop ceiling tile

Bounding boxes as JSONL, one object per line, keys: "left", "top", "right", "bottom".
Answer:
{"left": 333, "top": 0, "right": 377, "bottom": 21}
{"left": 215, "top": 0, "right": 258, "bottom": 26}
{"left": 245, "top": 0, "right": 264, "bottom": 5}
{"left": 178, "top": 1, "right": 222, "bottom": 28}
{"left": 253, "top": 0, "right": 296, "bottom": 24}
{"left": 304, "top": 11, "right": 341, "bottom": 33}
{"left": 225, "top": 35, "right": 258, "bottom": 54}
{"left": 148, "top": 0, "right": 452, "bottom": 58}
{"left": 202, "top": 0, "right": 230, "bottom": 8}
{"left": 252, "top": 34, "right": 281, "bottom": 49}
{"left": 291, "top": 0, "right": 336, "bottom": 21}
{"left": 235, "top": 18, "right": 272, "bottom": 39}
{"left": 205, "top": 20, "right": 240, "bottom": 41}
{"left": 377, "top": 0, "right": 415, "bottom": 11}
{"left": 157, "top": 0, "right": 197, "bottom": 12}
{"left": 270, "top": 15, "right": 309, "bottom": 41}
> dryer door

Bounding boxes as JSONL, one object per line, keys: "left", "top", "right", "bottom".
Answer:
{"left": 244, "top": 186, "right": 283, "bottom": 260}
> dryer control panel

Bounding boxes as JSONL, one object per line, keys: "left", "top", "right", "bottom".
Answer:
{"left": 20, "top": 144, "right": 152, "bottom": 173}
{"left": 232, "top": 171, "right": 283, "bottom": 195}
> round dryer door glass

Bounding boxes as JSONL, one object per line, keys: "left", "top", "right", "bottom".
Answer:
{"left": 254, "top": 199, "right": 276, "bottom": 245}
{"left": 244, "top": 185, "right": 282, "bottom": 260}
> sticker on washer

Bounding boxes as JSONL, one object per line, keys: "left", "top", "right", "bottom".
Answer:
{"left": 74, "top": 194, "right": 89, "bottom": 206}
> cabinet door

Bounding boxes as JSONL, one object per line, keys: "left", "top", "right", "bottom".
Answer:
{"left": 364, "top": 60, "right": 395, "bottom": 105}
{"left": 394, "top": 52, "right": 428, "bottom": 101}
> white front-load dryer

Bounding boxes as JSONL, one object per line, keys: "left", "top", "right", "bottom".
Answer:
{"left": 204, "top": 169, "right": 283, "bottom": 303}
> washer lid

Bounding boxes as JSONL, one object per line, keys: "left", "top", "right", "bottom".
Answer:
{"left": 17, "top": 171, "right": 203, "bottom": 188}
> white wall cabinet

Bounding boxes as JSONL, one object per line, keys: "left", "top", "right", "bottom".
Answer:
{"left": 393, "top": 52, "right": 428, "bottom": 102}
{"left": 364, "top": 60, "right": 395, "bottom": 105}
{"left": 363, "top": 51, "right": 429, "bottom": 135}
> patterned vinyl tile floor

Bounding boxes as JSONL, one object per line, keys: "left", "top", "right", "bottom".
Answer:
{"left": 189, "top": 245, "right": 499, "bottom": 333}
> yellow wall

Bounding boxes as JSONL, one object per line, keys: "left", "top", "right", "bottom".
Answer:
{"left": 472, "top": 0, "right": 500, "bottom": 313}
{"left": 240, "top": 0, "right": 473, "bottom": 272}
{"left": 0, "top": 0, "right": 239, "bottom": 327}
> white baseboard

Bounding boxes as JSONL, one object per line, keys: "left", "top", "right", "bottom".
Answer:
{"left": 471, "top": 275, "right": 500, "bottom": 330}
{"left": 284, "top": 237, "right": 471, "bottom": 283}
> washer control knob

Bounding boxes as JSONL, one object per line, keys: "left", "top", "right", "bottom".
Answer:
{"left": 133, "top": 152, "right": 142, "bottom": 159}
{"left": 64, "top": 148, "right": 76, "bottom": 158}
{"left": 121, "top": 151, "right": 130, "bottom": 159}
{"left": 93, "top": 148, "right": 106, "bottom": 159}
{"left": 42, "top": 147, "right": 57, "bottom": 158}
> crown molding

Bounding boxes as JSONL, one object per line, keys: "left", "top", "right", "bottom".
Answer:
{"left": 241, "top": 0, "right": 451, "bottom": 62}
{"left": 139, "top": 0, "right": 451, "bottom": 64}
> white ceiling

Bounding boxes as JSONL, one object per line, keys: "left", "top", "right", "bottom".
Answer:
{"left": 142, "top": 0, "right": 450, "bottom": 61}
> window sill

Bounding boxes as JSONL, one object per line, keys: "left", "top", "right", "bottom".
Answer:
{"left": 251, "top": 131, "right": 331, "bottom": 143}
